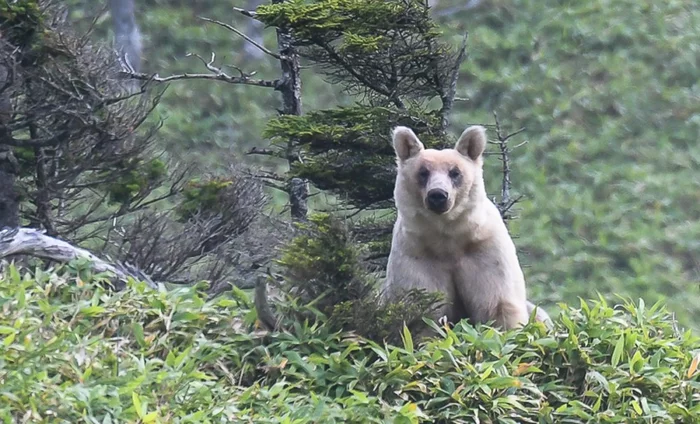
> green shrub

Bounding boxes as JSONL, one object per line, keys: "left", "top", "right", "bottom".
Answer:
{"left": 1, "top": 263, "right": 699, "bottom": 423}
{"left": 275, "top": 212, "right": 442, "bottom": 343}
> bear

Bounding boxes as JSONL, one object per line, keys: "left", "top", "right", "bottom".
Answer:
{"left": 381, "top": 124, "right": 550, "bottom": 334}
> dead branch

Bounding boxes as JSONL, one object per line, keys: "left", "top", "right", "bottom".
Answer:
{"left": 487, "top": 114, "right": 552, "bottom": 326}
{"left": 438, "top": 32, "right": 468, "bottom": 130}
{"left": 198, "top": 16, "right": 284, "bottom": 61}
{"left": 491, "top": 111, "right": 528, "bottom": 221}
{"left": 232, "top": 6, "right": 257, "bottom": 19}
{"left": 0, "top": 227, "right": 156, "bottom": 289}
{"left": 121, "top": 70, "right": 278, "bottom": 88}
{"left": 120, "top": 51, "right": 279, "bottom": 89}
{"left": 0, "top": 226, "right": 290, "bottom": 332}
{"left": 254, "top": 274, "right": 283, "bottom": 331}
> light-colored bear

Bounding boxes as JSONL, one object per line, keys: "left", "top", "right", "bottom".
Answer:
{"left": 382, "top": 124, "right": 549, "bottom": 332}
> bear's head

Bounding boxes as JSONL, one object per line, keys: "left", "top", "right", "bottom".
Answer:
{"left": 391, "top": 125, "right": 487, "bottom": 216}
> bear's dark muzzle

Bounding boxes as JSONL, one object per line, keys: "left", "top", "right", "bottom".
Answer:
{"left": 426, "top": 189, "right": 449, "bottom": 214}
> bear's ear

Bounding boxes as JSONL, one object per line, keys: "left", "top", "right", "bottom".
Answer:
{"left": 455, "top": 125, "right": 487, "bottom": 161}
{"left": 392, "top": 126, "right": 424, "bottom": 162}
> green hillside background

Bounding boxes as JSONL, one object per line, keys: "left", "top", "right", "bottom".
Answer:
{"left": 64, "top": 0, "right": 700, "bottom": 329}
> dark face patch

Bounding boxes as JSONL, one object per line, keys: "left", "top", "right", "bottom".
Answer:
{"left": 417, "top": 166, "right": 430, "bottom": 187}
{"left": 415, "top": 161, "right": 464, "bottom": 190}
{"left": 449, "top": 167, "right": 462, "bottom": 187}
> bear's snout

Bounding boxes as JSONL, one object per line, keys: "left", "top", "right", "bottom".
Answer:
{"left": 426, "top": 188, "right": 449, "bottom": 214}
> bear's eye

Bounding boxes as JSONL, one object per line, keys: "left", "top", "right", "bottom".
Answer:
{"left": 417, "top": 167, "right": 430, "bottom": 185}
{"left": 449, "top": 168, "right": 461, "bottom": 179}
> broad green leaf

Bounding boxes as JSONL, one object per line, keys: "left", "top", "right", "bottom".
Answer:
{"left": 612, "top": 333, "right": 625, "bottom": 368}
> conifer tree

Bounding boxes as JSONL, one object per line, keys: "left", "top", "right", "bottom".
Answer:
{"left": 256, "top": 0, "right": 468, "bottom": 265}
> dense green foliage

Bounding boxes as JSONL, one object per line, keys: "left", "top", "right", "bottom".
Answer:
{"left": 276, "top": 213, "right": 442, "bottom": 343}
{"left": 2, "top": 265, "right": 700, "bottom": 423}
{"left": 264, "top": 106, "right": 445, "bottom": 210}
{"left": 255, "top": 0, "right": 454, "bottom": 103}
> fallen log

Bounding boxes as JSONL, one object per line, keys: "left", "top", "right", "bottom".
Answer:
{"left": 0, "top": 227, "right": 156, "bottom": 289}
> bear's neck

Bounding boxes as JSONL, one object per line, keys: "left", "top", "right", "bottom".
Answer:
{"left": 399, "top": 194, "right": 496, "bottom": 245}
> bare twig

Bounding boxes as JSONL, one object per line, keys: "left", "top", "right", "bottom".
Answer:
{"left": 438, "top": 32, "right": 468, "bottom": 130}
{"left": 488, "top": 117, "right": 552, "bottom": 328}
{"left": 232, "top": 6, "right": 257, "bottom": 19}
{"left": 199, "top": 16, "right": 284, "bottom": 60}
{"left": 120, "top": 60, "right": 278, "bottom": 88}
{"left": 492, "top": 111, "right": 527, "bottom": 221}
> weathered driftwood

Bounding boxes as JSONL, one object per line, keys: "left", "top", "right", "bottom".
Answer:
{"left": 0, "top": 227, "right": 156, "bottom": 289}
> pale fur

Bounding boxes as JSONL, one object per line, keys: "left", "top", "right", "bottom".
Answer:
{"left": 382, "top": 125, "right": 532, "bottom": 331}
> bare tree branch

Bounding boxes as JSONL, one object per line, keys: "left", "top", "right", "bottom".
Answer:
{"left": 491, "top": 111, "right": 529, "bottom": 221}
{"left": 198, "top": 16, "right": 284, "bottom": 60}
{"left": 119, "top": 51, "right": 277, "bottom": 87}
{"left": 232, "top": 6, "right": 257, "bottom": 19}
{"left": 438, "top": 33, "right": 468, "bottom": 130}
{"left": 120, "top": 69, "right": 279, "bottom": 88}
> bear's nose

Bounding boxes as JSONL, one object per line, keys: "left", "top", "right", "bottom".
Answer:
{"left": 426, "top": 189, "right": 449, "bottom": 212}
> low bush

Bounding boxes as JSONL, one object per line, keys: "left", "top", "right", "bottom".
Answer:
{"left": 274, "top": 212, "right": 443, "bottom": 344}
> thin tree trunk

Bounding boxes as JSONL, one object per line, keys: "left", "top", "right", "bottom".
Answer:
{"left": 0, "top": 146, "right": 19, "bottom": 229}
{"left": 272, "top": 0, "right": 308, "bottom": 221}
{"left": 33, "top": 146, "right": 56, "bottom": 235}
{"left": 109, "top": 0, "right": 142, "bottom": 73}
{"left": 0, "top": 64, "right": 19, "bottom": 229}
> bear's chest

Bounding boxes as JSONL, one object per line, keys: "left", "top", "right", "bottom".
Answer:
{"left": 451, "top": 250, "right": 507, "bottom": 284}
{"left": 417, "top": 235, "right": 488, "bottom": 265}
{"left": 421, "top": 240, "right": 508, "bottom": 288}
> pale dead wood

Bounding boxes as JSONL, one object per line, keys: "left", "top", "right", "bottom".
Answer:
{"left": 0, "top": 227, "right": 156, "bottom": 289}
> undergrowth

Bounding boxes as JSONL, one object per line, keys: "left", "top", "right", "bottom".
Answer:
{"left": 1, "top": 262, "right": 700, "bottom": 423}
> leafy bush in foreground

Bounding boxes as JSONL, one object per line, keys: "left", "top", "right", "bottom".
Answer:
{"left": 1, "top": 264, "right": 700, "bottom": 423}
{"left": 275, "top": 212, "right": 443, "bottom": 344}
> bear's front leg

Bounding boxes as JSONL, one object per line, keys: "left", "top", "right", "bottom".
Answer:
{"left": 494, "top": 299, "right": 529, "bottom": 330}
{"left": 383, "top": 250, "right": 458, "bottom": 326}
